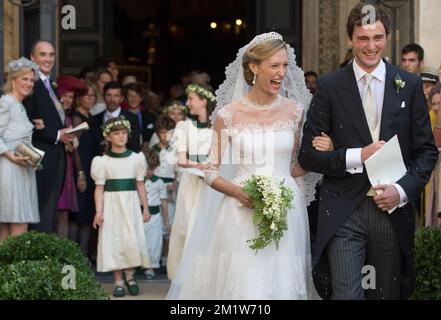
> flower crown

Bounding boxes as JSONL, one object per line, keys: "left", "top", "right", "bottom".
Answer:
{"left": 102, "top": 117, "right": 132, "bottom": 137}
{"left": 248, "top": 32, "right": 284, "bottom": 50}
{"left": 8, "top": 57, "right": 40, "bottom": 80}
{"left": 163, "top": 102, "right": 187, "bottom": 115}
{"left": 186, "top": 84, "right": 216, "bottom": 102}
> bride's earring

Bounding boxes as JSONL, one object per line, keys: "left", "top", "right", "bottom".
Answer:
{"left": 252, "top": 73, "right": 257, "bottom": 86}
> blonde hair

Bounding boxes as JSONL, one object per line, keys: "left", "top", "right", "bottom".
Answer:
{"left": 242, "top": 39, "right": 287, "bottom": 86}
{"left": 2, "top": 67, "right": 36, "bottom": 94}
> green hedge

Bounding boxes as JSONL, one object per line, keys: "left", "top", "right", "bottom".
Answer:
{"left": 413, "top": 226, "right": 441, "bottom": 300}
{"left": 0, "top": 231, "right": 108, "bottom": 300}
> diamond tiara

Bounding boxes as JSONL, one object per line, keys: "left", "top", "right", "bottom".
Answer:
{"left": 248, "top": 32, "right": 284, "bottom": 50}
{"left": 8, "top": 57, "right": 40, "bottom": 79}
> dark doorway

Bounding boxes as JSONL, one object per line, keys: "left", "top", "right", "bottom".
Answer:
{"left": 23, "top": 4, "right": 40, "bottom": 58}
{"left": 113, "top": 0, "right": 247, "bottom": 93}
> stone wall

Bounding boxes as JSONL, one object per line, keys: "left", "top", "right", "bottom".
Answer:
{"left": 3, "top": 0, "right": 20, "bottom": 72}
{"left": 302, "top": 0, "right": 441, "bottom": 76}
{"left": 416, "top": 0, "right": 441, "bottom": 70}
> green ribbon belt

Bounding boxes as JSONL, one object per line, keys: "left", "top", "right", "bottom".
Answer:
{"left": 158, "top": 176, "right": 175, "bottom": 183}
{"left": 149, "top": 205, "right": 160, "bottom": 215}
{"left": 149, "top": 175, "right": 175, "bottom": 184}
{"left": 188, "top": 154, "right": 208, "bottom": 163}
{"left": 104, "top": 179, "right": 137, "bottom": 192}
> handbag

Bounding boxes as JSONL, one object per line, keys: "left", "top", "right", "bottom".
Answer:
{"left": 15, "top": 143, "right": 45, "bottom": 169}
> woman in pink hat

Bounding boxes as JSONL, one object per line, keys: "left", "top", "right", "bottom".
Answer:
{"left": 56, "top": 75, "right": 88, "bottom": 238}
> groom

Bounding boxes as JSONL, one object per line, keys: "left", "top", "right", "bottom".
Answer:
{"left": 299, "top": 3, "right": 437, "bottom": 300}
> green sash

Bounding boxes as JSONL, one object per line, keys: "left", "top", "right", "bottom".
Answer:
{"left": 157, "top": 176, "right": 175, "bottom": 183}
{"left": 105, "top": 179, "right": 137, "bottom": 192}
{"left": 187, "top": 153, "right": 208, "bottom": 163}
{"left": 149, "top": 205, "right": 160, "bottom": 215}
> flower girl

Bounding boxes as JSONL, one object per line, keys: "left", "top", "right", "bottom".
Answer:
{"left": 91, "top": 116, "right": 151, "bottom": 298}
{"left": 166, "top": 84, "right": 215, "bottom": 279}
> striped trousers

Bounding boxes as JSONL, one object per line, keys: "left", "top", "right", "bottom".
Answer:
{"left": 326, "top": 197, "right": 404, "bottom": 300}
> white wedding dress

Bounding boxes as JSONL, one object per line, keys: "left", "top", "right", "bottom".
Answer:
{"left": 167, "top": 95, "right": 319, "bottom": 300}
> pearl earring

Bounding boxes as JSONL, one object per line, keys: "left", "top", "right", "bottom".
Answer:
{"left": 252, "top": 73, "right": 257, "bottom": 86}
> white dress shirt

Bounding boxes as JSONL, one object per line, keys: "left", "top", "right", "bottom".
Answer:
{"left": 345, "top": 59, "right": 408, "bottom": 208}
{"left": 103, "top": 107, "right": 122, "bottom": 124}
{"left": 145, "top": 178, "right": 167, "bottom": 207}
{"left": 153, "top": 144, "right": 177, "bottom": 180}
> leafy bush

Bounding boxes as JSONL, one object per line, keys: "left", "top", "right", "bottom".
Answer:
{"left": 413, "top": 227, "right": 441, "bottom": 300}
{"left": 0, "top": 231, "right": 108, "bottom": 300}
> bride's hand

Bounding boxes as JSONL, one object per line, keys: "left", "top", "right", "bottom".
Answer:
{"left": 196, "top": 163, "right": 207, "bottom": 171}
{"left": 312, "top": 132, "right": 334, "bottom": 152}
{"left": 235, "top": 188, "right": 253, "bottom": 209}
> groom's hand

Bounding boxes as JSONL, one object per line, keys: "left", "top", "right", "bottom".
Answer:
{"left": 361, "top": 141, "right": 386, "bottom": 163}
{"left": 373, "top": 185, "right": 400, "bottom": 212}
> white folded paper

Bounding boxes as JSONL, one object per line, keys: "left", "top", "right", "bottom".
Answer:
{"left": 364, "top": 135, "right": 407, "bottom": 213}
{"left": 65, "top": 122, "right": 89, "bottom": 134}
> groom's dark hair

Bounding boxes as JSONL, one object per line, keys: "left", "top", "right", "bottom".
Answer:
{"left": 346, "top": 2, "right": 391, "bottom": 39}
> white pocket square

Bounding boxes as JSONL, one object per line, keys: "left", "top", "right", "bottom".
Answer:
{"left": 400, "top": 101, "right": 406, "bottom": 109}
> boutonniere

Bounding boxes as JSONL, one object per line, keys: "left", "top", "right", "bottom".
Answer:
{"left": 394, "top": 74, "right": 406, "bottom": 94}
{"left": 52, "top": 82, "right": 58, "bottom": 89}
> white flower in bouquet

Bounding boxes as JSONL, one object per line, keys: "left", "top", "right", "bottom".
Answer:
{"left": 241, "top": 175, "right": 294, "bottom": 253}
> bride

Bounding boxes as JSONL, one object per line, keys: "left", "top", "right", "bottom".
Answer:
{"left": 167, "top": 32, "right": 331, "bottom": 299}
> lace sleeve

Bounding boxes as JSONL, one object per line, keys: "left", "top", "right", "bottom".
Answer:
{"left": 204, "top": 108, "right": 232, "bottom": 186}
{"left": 292, "top": 102, "right": 322, "bottom": 207}
{"left": 291, "top": 103, "right": 305, "bottom": 168}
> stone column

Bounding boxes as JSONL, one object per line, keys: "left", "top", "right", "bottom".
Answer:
{"left": 317, "top": 0, "right": 340, "bottom": 75}
{"left": 415, "top": 0, "right": 441, "bottom": 69}
{"left": 338, "top": 0, "right": 359, "bottom": 64}
{"left": 302, "top": 0, "right": 319, "bottom": 73}
{"left": 40, "top": 0, "right": 58, "bottom": 76}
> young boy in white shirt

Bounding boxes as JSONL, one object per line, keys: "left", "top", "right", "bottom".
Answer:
{"left": 144, "top": 150, "right": 170, "bottom": 279}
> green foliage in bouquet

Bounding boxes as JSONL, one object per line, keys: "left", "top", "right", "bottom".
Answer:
{"left": 242, "top": 175, "right": 294, "bottom": 253}
{"left": 412, "top": 227, "right": 441, "bottom": 300}
{"left": 0, "top": 231, "right": 108, "bottom": 300}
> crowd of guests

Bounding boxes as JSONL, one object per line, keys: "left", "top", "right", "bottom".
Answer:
{"left": 0, "top": 39, "right": 216, "bottom": 282}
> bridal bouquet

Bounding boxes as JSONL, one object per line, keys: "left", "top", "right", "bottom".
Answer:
{"left": 241, "top": 175, "right": 294, "bottom": 253}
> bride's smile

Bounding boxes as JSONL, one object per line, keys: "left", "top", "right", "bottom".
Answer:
{"left": 250, "top": 48, "right": 289, "bottom": 100}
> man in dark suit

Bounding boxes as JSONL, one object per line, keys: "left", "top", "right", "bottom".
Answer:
{"left": 23, "top": 40, "right": 73, "bottom": 233}
{"left": 93, "top": 82, "right": 140, "bottom": 153}
{"left": 299, "top": 3, "right": 437, "bottom": 300}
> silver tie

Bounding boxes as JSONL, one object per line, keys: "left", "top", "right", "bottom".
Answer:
{"left": 362, "top": 73, "right": 378, "bottom": 132}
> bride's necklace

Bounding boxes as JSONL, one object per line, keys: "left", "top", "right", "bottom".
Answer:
{"left": 241, "top": 95, "right": 282, "bottom": 111}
